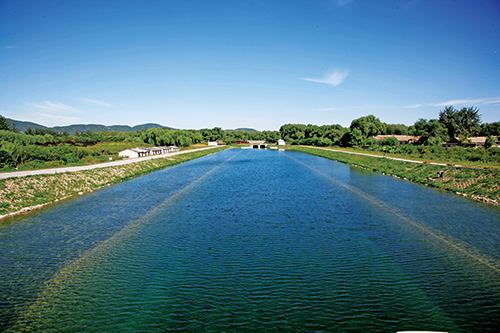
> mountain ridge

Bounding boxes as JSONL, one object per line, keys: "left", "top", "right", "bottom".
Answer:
{"left": 5, "top": 118, "right": 172, "bottom": 134}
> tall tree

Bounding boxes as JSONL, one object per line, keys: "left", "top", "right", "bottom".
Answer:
{"left": 349, "top": 115, "right": 385, "bottom": 138}
{"left": 439, "top": 106, "right": 481, "bottom": 139}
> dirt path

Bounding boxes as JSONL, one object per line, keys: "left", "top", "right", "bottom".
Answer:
{"left": 0, "top": 146, "right": 221, "bottom": 180}
{"left": 300, "top": 146, "right": 478, "bottom": 169}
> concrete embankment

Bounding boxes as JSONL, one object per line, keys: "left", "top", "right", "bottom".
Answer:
{"left": 0, "top": 146, "right": 228, "bottom": 221}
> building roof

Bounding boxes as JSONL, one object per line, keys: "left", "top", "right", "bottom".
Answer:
{"left": 374, "top": 135, "right": 421, "bottom": 142}
{"left": 468, "top": 136, "right": 488, "bottom": 144}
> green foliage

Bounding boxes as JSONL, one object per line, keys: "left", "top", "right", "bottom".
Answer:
{"left": 385, "top": 123, "right": 409, "bottom": 135}
{"left": 378, "top": 137, "right": 399, "bottom": 146}
{"left": 439, "top": 105, "right": 481, "bottom": 139}
{"left": 344, "top": 128, "right": 365, "bottom": 147}
{"left": 480, "top": 122, "right": 500, "bottom": 136}
{"left": 278, "top": 123, "right": 346, "bottom": 145}
{"left": 0, "top": 115, "right": 16, "bottom": 131}
{"left": 410, "top": 118, "right": 448, "bottom": 144}
{"left": 349, "top": 115, "right": 386, "bottom": 138}
{"left": 485, "top": 136, "right": 496, "bottom": 149}
{"left": 1, "top": 107, "right": 497, "bottom": 171}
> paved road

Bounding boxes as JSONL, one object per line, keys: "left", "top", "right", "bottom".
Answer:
{"left": 0, "top": 146, "right": 222, "bottom": 180}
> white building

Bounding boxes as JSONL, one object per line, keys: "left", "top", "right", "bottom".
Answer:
{"left": 207, "top": 141, "right": 218, "bottom": 146}
{"left": 277, "top": 139, "right": 286, "bottom": 146}
{"left": 118, "top": 146, "right": 180, "bottom": 159}
{"left": 118, "top": 148, "right": 150, "bottom": 158}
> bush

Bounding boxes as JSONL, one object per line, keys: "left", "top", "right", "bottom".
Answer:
{"left": 378, "top": 137, "right": 399, "bottom": 146}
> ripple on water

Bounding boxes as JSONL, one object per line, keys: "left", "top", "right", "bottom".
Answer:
{"left": 1, "top": 149, "right": 499, "bottom": 332}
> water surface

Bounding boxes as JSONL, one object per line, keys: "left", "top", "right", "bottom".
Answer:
{"left": 1, "top": 149, "right": 499, "bottom": 332}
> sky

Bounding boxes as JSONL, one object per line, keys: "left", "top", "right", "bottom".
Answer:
{"left": 0, "top": 0, "right": 499, "bottom": 130}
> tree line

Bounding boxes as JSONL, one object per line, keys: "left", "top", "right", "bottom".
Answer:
{"left": 0, "top": 115, "right": 280, "bottom": 169}
{"left": 1, "top": 106, "right": 499, "bottom": 169}
{"left": 279, "top": 106, "right": 499, "bottom": 148}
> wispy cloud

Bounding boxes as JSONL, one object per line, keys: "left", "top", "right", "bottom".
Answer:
{"left": 403, "top": 97, "right": 500, "bottom": 109}
{"left": 4, "top": 45, "right": 15, "bottom": 49}
{"left": 404, "top": 103, "right": 423, "bottom": 109}
{"left": 28, "top": 101, "right": 79, "bottom": 113}
{"left": 431, "top": 97, "right": 500, "bottom": 107}
{"left": 78, "top": 97, "right": 112, "bottom": 108}
{"left": 301, "top": 69, "right": 349, "bottom": 87}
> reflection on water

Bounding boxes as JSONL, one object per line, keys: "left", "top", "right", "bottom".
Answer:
{"left": 0, "top": 149, "right": 499, "bottom": 332}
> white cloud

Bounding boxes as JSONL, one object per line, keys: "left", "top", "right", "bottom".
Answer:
{"left": 301, "top": 69, "right": 349, "bottom": 87}
{"left": 431, "top": 97, "right": 500, "bottom": 107}
{"left": 28, "top": 101, "right": 79, "bottom": 113}
{"left": 78, "top": 97, "right": 112, "bottom": 108}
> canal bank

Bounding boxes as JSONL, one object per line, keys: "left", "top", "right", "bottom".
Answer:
{"left": 0, "top": 146, "right": 229, "bottom": 221}
{"left": 289, "top": 145, "right": 499, "bottom": 206}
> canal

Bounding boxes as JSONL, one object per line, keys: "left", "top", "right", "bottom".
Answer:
{"left": 0, "top": 149, "right": 499, "bottom": 332}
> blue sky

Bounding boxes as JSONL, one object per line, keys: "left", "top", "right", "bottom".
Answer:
{"left": 0, "top": 0, "right": 499, "bottom": 130}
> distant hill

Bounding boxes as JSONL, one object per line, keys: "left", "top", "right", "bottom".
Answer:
{"left": 231, "top": 128, "right": 257, "bottom": 131}
{"left": 4, "top": 117, "right": 172, "bottom": 134}
{"left": 5, "top": 118, "right": 48, "bottom": 132}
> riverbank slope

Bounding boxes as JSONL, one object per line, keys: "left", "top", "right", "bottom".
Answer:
{"left": 0, "top": 146, "right": 228, "bottom": 221}
{"left": 289, "top": 145, "right": 499, "bottom": 206}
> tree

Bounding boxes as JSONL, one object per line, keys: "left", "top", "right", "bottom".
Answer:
{"left": 349, "top": 115, "right": 385, "bottom": 138}
{"left": 411, "top": 118, "right": 448, "bottom": 145}
{"left": 279, "top": 124, "right": 306, "bottom": 142}
{"left": 480, "top": 122, "right": 500, "bottom": 136}
{"left": 0, "top": 115, "right": 15, "bottom": 131}
{"left": 343, "top": 128, "right": 365, "bottom": 147}
{"left": 439, "top": 106, "right": 481, "bottom": 140}
{"left": 322, "top": 126, "right": 346, "bottom": 145}
{"left": 385, "top": 123, "right": 409, "bottom": 135}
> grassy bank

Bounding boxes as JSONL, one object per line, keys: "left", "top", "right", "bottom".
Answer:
{"left": 0, "top": 146, "right": 228, "bottom": 220}
{"left": 321, "top": 145, "right": 500, "bottom": 169}
{"left": 289, "top": 146, "right": 499, "bottom": 206}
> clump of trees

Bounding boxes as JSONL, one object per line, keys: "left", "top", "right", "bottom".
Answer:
{"left": 278, "top": 106, "right": 498, "bottom": 164}
{"left": 279, "top": 124, "right": 347, "bottom": 146}
{"left": 279, "top": 106, "right": 498, "bottom": 148}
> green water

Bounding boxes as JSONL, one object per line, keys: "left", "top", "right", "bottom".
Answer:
{"left": 1, "top": 149, "right": 499, "bottom": 332}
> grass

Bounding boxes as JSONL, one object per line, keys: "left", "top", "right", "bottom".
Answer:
{"left": 0, "top": 146, "right": 229, "bottom": 219}
{"left": 321, "top": 146, "right": 500, "bottom": 169}
{"left": 289, "top": 145, "right": 499, "bottom": 206}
